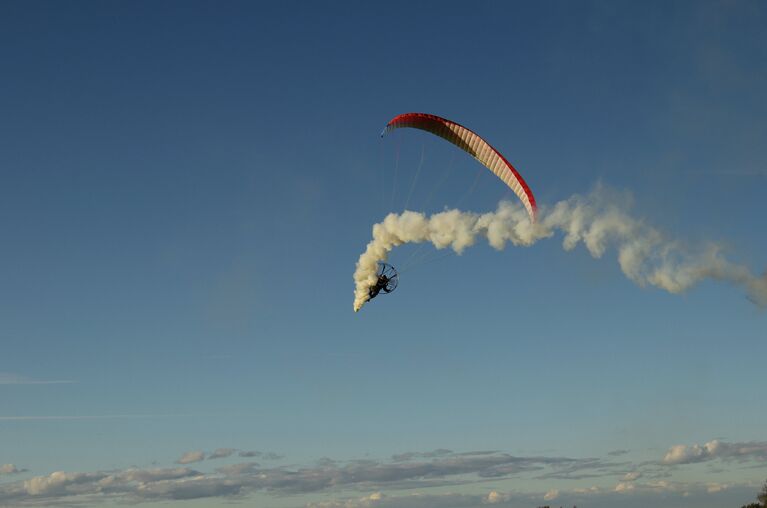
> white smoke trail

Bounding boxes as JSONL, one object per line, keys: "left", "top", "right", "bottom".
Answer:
{"left": 353, "top": 185, "right": 767, "bottom": 311}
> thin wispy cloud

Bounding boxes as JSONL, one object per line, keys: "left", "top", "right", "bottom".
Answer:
{"left": 688, "top": 168, "right": 767, "bottom": 177}
{"left": 534, "top": 456, "right": 628, "bottom": 480}
{"left": 391, "top": 450, "right": 453, "bottom": 462}
{"left": 215, "top": 462, "right": 260, "bottom": 476}
{"left": 175, "top": 451, "right": 205, "bottom": 465}
{"left": 173, "top": 448, "right": 283, "bottom": 462}
{"left": 0, "top": 414, "right": 194, "bottom": 421}
{"left": 0, "top": 373, "right": 75, "bottom": 385}
{"left": 208, "top": 448, "right": 236, "bottom": 460}
{"left": 238, "top": 450, "right": 283, "bottom": 460}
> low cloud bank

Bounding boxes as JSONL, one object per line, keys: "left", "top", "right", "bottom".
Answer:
{"left": 2, "top": 442, "right": 764, "bottom": 506}
{"left": 0, "top": 451, "right": 617, "bottom": 506}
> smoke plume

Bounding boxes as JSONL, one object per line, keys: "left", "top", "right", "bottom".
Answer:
{"left": 353, "top": 185, "right": 767, "bottom": 311}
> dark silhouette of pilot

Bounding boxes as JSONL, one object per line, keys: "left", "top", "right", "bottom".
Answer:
{"left": 368, "top": 275, "right": 390, "bottom": 300}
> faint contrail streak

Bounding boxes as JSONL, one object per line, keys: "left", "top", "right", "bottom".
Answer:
{"left": 0, "top": 414, "right": 200, "bottom": 421}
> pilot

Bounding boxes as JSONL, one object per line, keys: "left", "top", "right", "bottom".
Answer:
{"left": 368, "top": 275, "right": 389, "bottom": 299}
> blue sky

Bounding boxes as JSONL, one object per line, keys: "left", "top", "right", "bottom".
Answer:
{"left": 1, "top": 1, "right": 766, "bottom": 507}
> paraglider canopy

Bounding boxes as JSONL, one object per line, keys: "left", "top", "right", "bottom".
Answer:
{"left": 381, "top": 112, "right": 537, "bottom": 223}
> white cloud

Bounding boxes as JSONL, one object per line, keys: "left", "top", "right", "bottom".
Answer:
{"left": 622, "top": 471, "right": 641, "bottom": 481}
{"left": 483, "top": 490, "right": 510, "bottom": 504}
{"left": 646, "top": 480, "right": 673, "bottom": 491}
{"left": 307, "top": 492, "right": 386, "bottom": 508}
{"left": 663, "top": 442, "right": 716, "bottom": 464}
{"left": 308, "top": 492, "right": 488, "bottom": 508}
{"left": 176, "top": 451, "right": 205, "bottom": 464}
{"left": 614, "top": 481, "right": 636, "bottom": 493}
{"left": 573, "top": 486, "right": 601, "bottom": 494}
{"left": 304, "top": 483, "right": 755, "bottom": 508}
{"left": 24, "top": 471, "right": 106, "bottom": 496}
{"left": 0, "top": 467, "right": 202, "bottom": 504}
{"left": 0, "top": 464, "right": 25, "bottom": 475}
{"left": 612, "top": 478, "right": 740, "bottom": 498}
{"left": 543, "top": 489, "right": 559, "bottom": 501}
{"left": 707, "top": 482, "right": 729, "bottom": 493}
{"left": 662, "top": 440, "right": 767, "bottom": 465}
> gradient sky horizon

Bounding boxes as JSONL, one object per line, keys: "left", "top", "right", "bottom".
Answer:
{"left": 1, "top": 1, "right": 766, "bottom": 507}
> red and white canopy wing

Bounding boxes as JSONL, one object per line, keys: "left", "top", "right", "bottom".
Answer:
{"left": 382, "top": 113, "right": 536, "bottom": 222}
